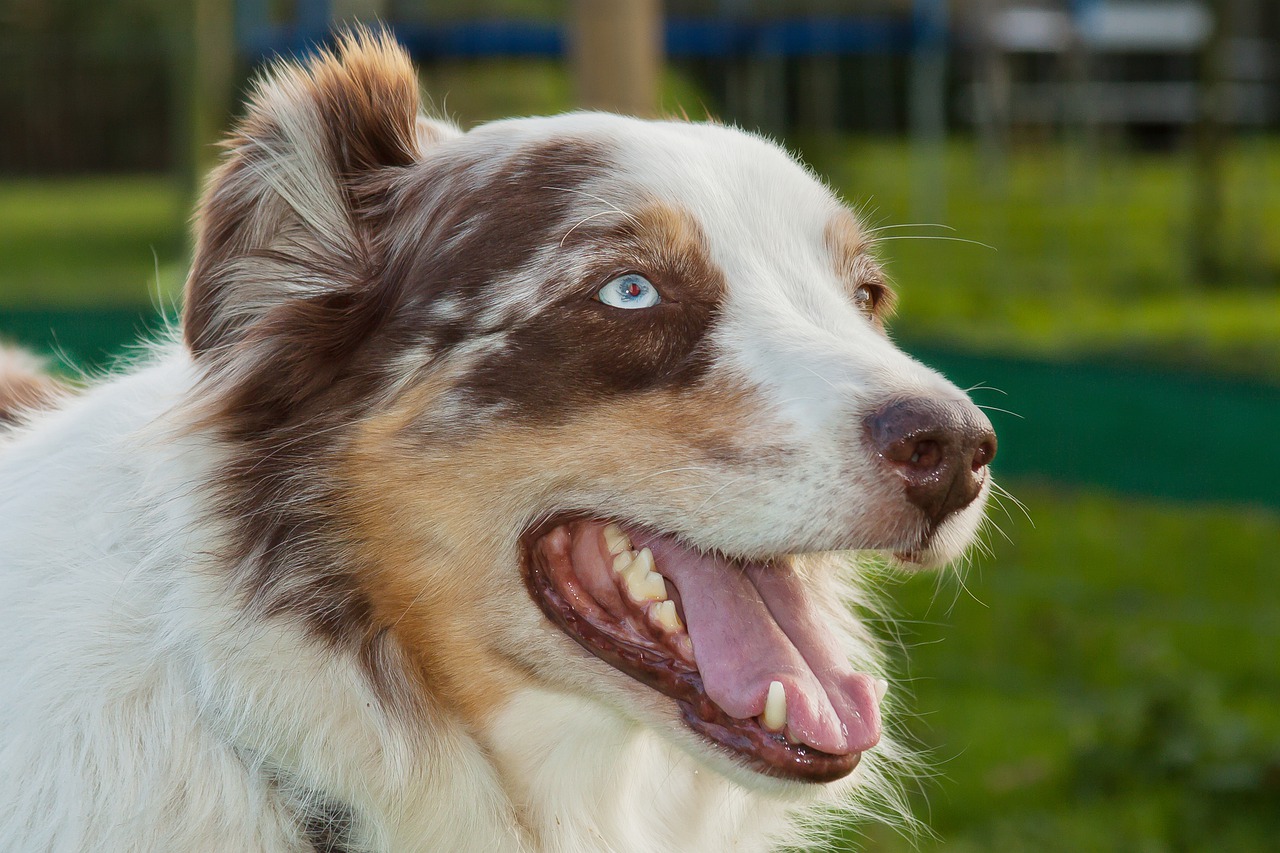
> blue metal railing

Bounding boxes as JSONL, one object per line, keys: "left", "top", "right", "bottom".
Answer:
{"left": 236, "top": 1, "right": 919, "bottom": 63}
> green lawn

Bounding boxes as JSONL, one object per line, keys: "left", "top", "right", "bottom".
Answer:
{"left": 0, "top": 176, "right": 187, "bottom": 307}
{"left": 841, "top": 483, "right": 1280, "bottom": 853}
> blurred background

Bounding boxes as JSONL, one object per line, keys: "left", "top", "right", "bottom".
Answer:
{"left": 0, "top": 0, "right": 1276, "bottom": 849}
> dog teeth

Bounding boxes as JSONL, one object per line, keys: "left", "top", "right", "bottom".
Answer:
{"left": 611, "top": 547, "right": 667, "bottom": 602}
{"left": 628, "top": 573, "right": 667, "bottom": 602}
{"left": 762, "top": 680, "right": 787, "bottom": 732}
{"left": 652, "top": 599, "right": 683, "bottom": 632}
{"left": 675, "top": 634, "right": 696, "bottom": 665}
{"left": 874, "top": 678, "right": 889, "bottom": 703}
{"left": 602, "top": 523, "right": 632, "bottom": 556}
{"left": 628, "top": 546, "right": 655, "bottom": 577}
{"left": 621, "top": 547, "right": 667, "bottom": 602}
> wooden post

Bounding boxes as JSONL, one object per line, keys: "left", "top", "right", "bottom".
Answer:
{"left": 570, "top": 0, "right": 663, "bottom": 117}
{"left": 1191, "top": 0, "right": 1235, "bottom": 284}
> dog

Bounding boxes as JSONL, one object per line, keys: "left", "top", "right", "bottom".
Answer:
{"left": 0, "top": 31, "right": 996, "bottom": 852}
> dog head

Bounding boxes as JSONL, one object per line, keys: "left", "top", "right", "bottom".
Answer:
{"left": 185, "top": 30, "right": 995, "bottom": 791}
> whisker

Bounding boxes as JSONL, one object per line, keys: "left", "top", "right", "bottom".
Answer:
{"left": 540, "top": 186, "right": 642, "bottom": 227}
{"left": 798, "top": 363, "right": 841, "bottom": 391}
{"left": 975, "top": 404, "right": 1024, "bottom": 420}
{"left": 865, "top": 223, "right": 957, "bottom": 234}
{"left": 693, "top": 475, "right": 752, "bottom": 515}
{"left": 953, "top": 556, "right": 989, "bottom": 611}
{"left": 964, "top": 382, "right": 1008, "bottom": 396}
{"left": 984, "top": 511, "right": 1015, "bottom": 546}
{"left": 875, "top": 235, "right": 997, "bottom": 251}
{"left": 991, "top": 481, "right": 1034, "bottom": 526}
{"left": 560, "top": 209, "right": 616, "bottom": 247}
{"left": 987, "top": 494, "right": 1020, "bottom": 526}
{"left": 621, "top": 465, "right": 720, "bottom": 491}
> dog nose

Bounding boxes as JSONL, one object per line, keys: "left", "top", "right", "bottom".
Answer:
{"left": 864, "top": 397, "right": 997, "bottom": 523}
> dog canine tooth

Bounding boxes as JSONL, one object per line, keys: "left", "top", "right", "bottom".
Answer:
{"left": 652, "top": 599, "right": 682, "bottom": 632}
{"left": 612, "top": 550, "right": 635, "bottom": 573}
{"left": 602, "top": 523, "right": 631, "bottom": 556}
{"left": 874, "top": 678, "right": 889, "bottom": 703}
{"left": 762, "top": 680, "right": 787, "bottom": 732}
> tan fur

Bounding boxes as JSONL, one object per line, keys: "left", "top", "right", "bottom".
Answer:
{"left": 825, "top": 214, "right": 896, "bottom": 319}
{"left": 625, "top": 202, "right": 705, "bottom": 256}
{"left": 0, "top": 345, "right": 63, "bottom": 425}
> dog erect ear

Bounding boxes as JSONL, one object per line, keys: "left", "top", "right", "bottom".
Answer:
{"left": 183, "top": 29, "right": 461, "bottom": 356}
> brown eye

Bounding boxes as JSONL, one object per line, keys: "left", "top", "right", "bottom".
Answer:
{"left": 853, "top": 284, "right": 875, "bottom": 313}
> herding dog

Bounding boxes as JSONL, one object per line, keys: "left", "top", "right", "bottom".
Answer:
{"left": 0, "top": 31, "right": 996, "bottom": 852}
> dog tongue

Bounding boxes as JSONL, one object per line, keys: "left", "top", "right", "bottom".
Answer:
{"left": 634, "top": 533, "right": 882, "bottom": 756}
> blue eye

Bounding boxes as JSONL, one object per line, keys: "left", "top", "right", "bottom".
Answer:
{"left": 597, "top": 274, "right": 661, "bottom": 309}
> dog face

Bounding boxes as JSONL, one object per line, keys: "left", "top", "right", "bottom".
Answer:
{"left": 185, "top": 33, "right": 994, "bottom": 789}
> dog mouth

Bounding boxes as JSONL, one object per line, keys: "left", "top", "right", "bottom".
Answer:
{"left": 521, "top": 516, "right": 884, "bottom": 783}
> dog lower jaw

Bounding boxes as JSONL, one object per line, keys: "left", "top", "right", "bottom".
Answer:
{"left": 891, "top": 498, "right": 991, "bottom": 571}
{"left": 521, "top": 515, "right": 884, "bottom": 784}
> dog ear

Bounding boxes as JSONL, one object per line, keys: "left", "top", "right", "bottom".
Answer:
{"left": 183, "top": 28, "right": 461, "bottom": 357}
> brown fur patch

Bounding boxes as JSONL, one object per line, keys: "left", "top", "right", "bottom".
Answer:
{"left": 459, "top": 200, "right": 728, "bottom": 418}
{"left": 0, "top": 346, "right": 63, "bottom": 425}
{"left": 180, "top": 32, "right": 743, "bottom": 729}
{"left": 370, "top": 139, "right": 613, "bottom": 352}
{"left": 188, "top": 139, "right": 614, "bottom": 679}
{"left": 177, "top": 33, "right": 449, "bottom": 712}
{"left": 180, "top": 34, "right": 628, "bottom": 717}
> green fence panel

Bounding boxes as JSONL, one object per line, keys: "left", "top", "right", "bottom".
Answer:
{"left": 0, "top": 306, "right": 171, "bottom": 372}
{"left": 907, "top": 344, "right": 1279, "bottom": 509}
{"left": 2, "top": 307, "right": 1276, "bottom": 508}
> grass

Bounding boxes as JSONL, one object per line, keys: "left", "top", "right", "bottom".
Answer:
{"left": 834, "top": 483, "right": 1280, "bottom": 853}
{"left": 0, "top": 175, "right": 187, "bottom": 307}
